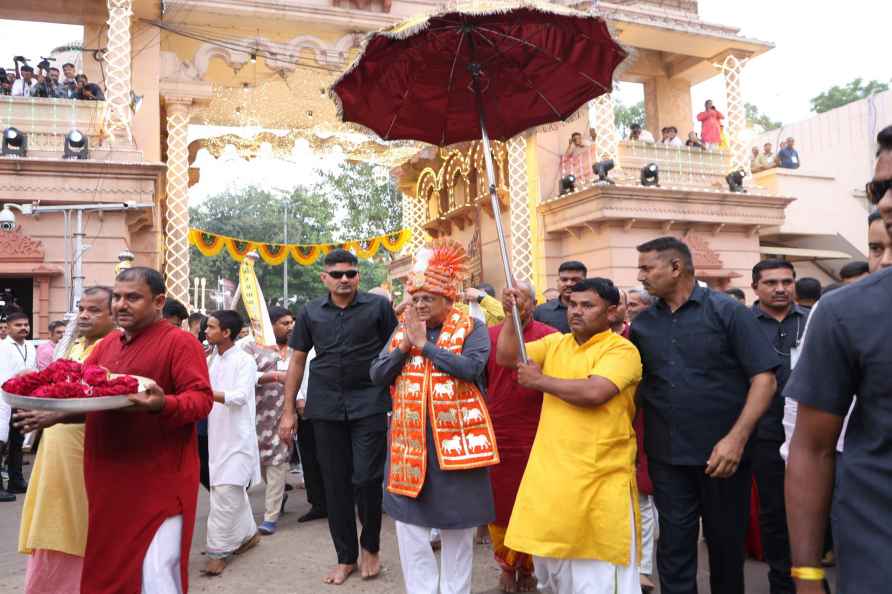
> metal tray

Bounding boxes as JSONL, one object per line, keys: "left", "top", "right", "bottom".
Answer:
{"left": 1, "top": 375, "right": 154, "bottom": 412}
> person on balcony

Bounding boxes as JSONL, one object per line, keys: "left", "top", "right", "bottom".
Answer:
{"left": 564, "top": 132, "right": 590, "bottom": 159}
{"left": 697, "top": 100, "right": 724, "bottom": 150}
{"left": 628, "top": 123, "right": 655, "bottom": 143}
{"left": 30, "top": 67, "right": 67, "bottom": 99}
{"left": 686, "top": 131, "right": 705, "bottom": 150}
{"left": 11, "top": 65, "right": 36, "bottom": 97}
{"left": 754, "top": 143, "right": 778, "bottom": 172}
{"left": 661, "top": 126, "right": 684, "bottom": 148}
{"left": 777, "top": 138, "right": 801, "bottom": 169}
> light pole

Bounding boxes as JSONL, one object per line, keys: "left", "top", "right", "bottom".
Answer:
{"left": 283, "top": 200, "right": 289, "bottom": 306}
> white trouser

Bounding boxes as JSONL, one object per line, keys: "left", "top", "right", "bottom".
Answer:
{"left": 261, "top": 463, "right": 288, "bottom": 523}
{"left": 639, "top": 494, "right": 658, "bottom": 576}
{"left": 207, "top": 484, "right": 257, "bottom": 558}
{"left": 141, "top": 515, "right": 183, "bottom": 594}
{"left": 534, "top": 501, "right": 638, "bottom": 594}
{"left": 396, "top": 521, "right": 474, "bottom": 594}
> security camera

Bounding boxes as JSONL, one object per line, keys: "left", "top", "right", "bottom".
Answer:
{"left": 0, "top": 204, "right": 16, "bottom": 231}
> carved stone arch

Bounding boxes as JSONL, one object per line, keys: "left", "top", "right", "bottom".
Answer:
{"left": 194, "top": 44, "right": 249, "bottom": 78}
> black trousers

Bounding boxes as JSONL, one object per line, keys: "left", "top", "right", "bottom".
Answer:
{"left": 313, "top": 414, "right": 387, "bottom": 565}
{"left": 197, "top": 432, "right": 210, "bottom": 491}
{"left": 5, "top": 418, "right": 24, "bottom": 485}
{"left": 298, "top": 416, "right": 326, "bottom": 511}
{"left": 752, "top": 438, "right": 795, "bottom": 594}
{"left": 650, "top": 458, "right": 752, "bottom": 594}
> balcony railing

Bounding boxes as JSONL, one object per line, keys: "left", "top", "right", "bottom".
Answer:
{"left": 0, "top": 96, "right": 107, "bottom": 158}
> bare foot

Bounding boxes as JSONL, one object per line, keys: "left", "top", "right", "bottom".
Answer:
{"left": 517, "top": 572, "right": 537, "bottom": 592}
{"left": 322, "top": 564, "right": 355, "bottom": 585}
{"left": 640, "top": 573, "right": 656, "bottom": 591}
{"left": 360, "top": 549, "right": 382, "bottom": 580}
{"left": 498, "top": 569, "right": 518, "bottom": 592}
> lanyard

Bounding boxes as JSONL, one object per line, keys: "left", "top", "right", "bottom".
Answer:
{"left": 13, "top": 342, "right": 28, "bottom": 365}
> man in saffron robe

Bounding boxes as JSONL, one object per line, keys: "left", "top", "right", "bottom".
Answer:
{"left": 21, "top": 267, "right": 214, "bottom": 593}
{"left": 371, "top": 239, "right": 498, "bottom": 594}
{"left": 486, "top": 280, "right": 557, "bottom": 593}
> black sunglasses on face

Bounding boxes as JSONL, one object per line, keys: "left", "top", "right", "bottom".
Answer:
{"left": 327, "top": 270, "right": 358, "bottom": 279}
{"left": 866, "top": 178, "right": 892, "bottom": 205}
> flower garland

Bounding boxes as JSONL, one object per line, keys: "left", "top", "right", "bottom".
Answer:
{"left": 189, "top": 227, "right": 412, "bottom": 266}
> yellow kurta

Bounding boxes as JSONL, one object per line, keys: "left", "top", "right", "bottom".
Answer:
{"left": 505, "top": 330, "right": 642, "bottom": 565}
{"left": 18, "top": 338, "right": 97, "bottom": 556}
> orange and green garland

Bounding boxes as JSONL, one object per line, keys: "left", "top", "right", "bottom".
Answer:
{"left": 189, "top": 228, "right": 412, "bottom": 266}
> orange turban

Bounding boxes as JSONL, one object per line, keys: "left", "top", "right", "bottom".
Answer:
{"left": 405, "top": 239, "right": 468, "bottom": 301}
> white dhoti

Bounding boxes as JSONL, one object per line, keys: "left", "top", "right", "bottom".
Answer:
{"left": 395, "top": 521, "right": 475, "bottom": 594}
{"left": 207, "top": 485, "right": 257, "bottom": 559}
{"left": 141, "top": 515, "right": 183, "bottom": 594}
{"left": 533, "top": 501, "right": 639, "bottom": 594}
{"left": 639, "top": 493, "right": 658, "bottom": 576}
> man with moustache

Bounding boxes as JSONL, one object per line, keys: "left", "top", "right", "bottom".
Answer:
{"left": 0, "top": 311, "right": 37, "bottom": 499}
{"left": 18, "top": 267, "right": 213, "bottom": 593}
{"left": 16, "top": 286, "right": 116, "bottom": 593}
{"left": 533, "top": 261, "right": 587, "bottom": 333}
{"left": 785, "top": 125, "right": 892, "bottom": 594}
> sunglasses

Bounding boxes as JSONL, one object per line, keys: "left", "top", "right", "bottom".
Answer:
{"left": 866, "top": 178, "right": 892, "bottom": 205}
{"left": 326, "top": 269, "right": 358, "bottom": 280}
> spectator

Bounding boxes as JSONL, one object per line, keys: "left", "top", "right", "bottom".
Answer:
{"left": 542, "top": 288, "right": 559, "bottom": 302}
{"left": 685, "top": 131, "right": 705, "bottom": 150}
{"left": 80, "top": 83, "right": 104, "bottom": 101}
{"left": 794, "top": 278, "right": 821, "bottom": 309}
{"left": 11, "top": 65, "right": 36, "bottom": 97}
{"left": 696, "top": 99, "right": 724, "bottom": 150}
{"left": 5, "top": 71, "right": 15, "bottom": 85}
{"left": 659, "top": 127, "right": 670, "bottom": 143}
{"left": 777, "top": 137, "right": 801, "bottom": 169}
{"left": 31, "top": 67, "right": 66, "bottom": 99}
{"left": 867, "top": 209, "right": 892, "bottom": 272}
{"left": 0, "top": 69, "right": 10, "bottom": 96}
{"left": 838, "top": 260, "right": 870, "bottom": 284}
{"left": 750, "top": 147, "right": 762, "bottom": 172}
{"left": 629, "top": 123, "right": 655, "bottom": 143}
{"left": 61, "top": 62, "right": 76, "bottom": 85}
{"left": 662, "top": 126, "right": 683, "bottom": 147}
{"left": 754, "top": 143, "right": 778, "bottom": 172}
{"left": 36, "top": 320, "right": 67, "bottom": 370}
{"left": 725, "top": 287, "right": 746, "bottom": 304}
{"left": 162, "top": 298, "right": 189, "bottom": 327}
{"left": 564, "top": 132, "right": 589, "bottom": 159}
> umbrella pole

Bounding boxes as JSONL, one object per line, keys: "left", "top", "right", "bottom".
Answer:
{"left": 472, "top": 77, "right": 529, "bottom": 363}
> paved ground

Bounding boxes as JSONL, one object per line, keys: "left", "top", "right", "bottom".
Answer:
{"left": 0, "top": 455, "right": 832, "bottom": 593}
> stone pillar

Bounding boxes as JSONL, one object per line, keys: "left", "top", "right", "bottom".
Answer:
{"left": 721, "top": 54, "right": 749, "bottom": 173}
{"left": 401, "top": 191, "right": 428, "bottom": 255}
{"left": 591, "top": 93, "right": 620, "bottom": 165}
{"left": 164, "top": 99, "right": 192, "bottom": 305}
{"left": 103, "top": 0, "right": 134, "bottom": 142}
{"left": 507, "top": 136, "right": 534, "bottom": 283}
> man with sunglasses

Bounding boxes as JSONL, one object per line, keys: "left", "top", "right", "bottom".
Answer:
{"left": 749, "top": 259, "right": 807, "bottom": 594}
{"left": 785, "top": 125, "right": 892, "bottom": 594}
{"left": 278, "top": 249, "right": 397, "bottom": 585}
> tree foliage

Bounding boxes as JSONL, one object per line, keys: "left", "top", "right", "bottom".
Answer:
{"left": 810, "top": 78, "right": 890, "bottom": 114}
{"left": 188, "top": 161, "right": 398, "bottom": 310}
{"left": 745, "top": 102, "right": 782, "bottom": 133}
{"left": 614, "top": 99, "right": 645, "bottom": 138}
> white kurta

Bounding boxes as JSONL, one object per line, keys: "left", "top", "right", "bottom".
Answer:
{"left": 207, "top": 346, "right": 262, "bottom": 487}
{"left": 0, "top": 338, "right": 37, "bottom": 443}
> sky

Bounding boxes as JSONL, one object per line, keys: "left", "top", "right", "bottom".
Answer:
{"left": 1, "top": 0, "right": 889, "bottom": 201}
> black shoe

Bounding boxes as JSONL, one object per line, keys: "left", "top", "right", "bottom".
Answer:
{"left": 0, "top": 490, "right": 16, "bottom": 502}
{"left": 6, "top": 481, "right": 27, "bottom": 494}
{"left": 280, "top": 493, "right": 288, "bottom": 515}
{"left": 298, "top": 507, "right": 327, "bottom": 523}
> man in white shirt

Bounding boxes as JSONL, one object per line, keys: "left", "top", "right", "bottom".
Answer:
{"left": 0, "top": 311, "right": 37, "bottom": 501}
{"left": 204, "top": 309, "right": 261, "bottom": 576}
{"left": 10, "top": 66, "right": 37, "bottom": 97}
{"left": 629, "top": 123, "right": 655, "bottom": 143}
{"left": 663, "top": 126, "right": 684, "bottom": 147}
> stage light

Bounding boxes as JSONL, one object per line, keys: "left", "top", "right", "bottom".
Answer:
{"left": 64, "top": 129, "right": 89, "bottom": 160}
{"left": 2, "top": 127, "right": 27, "bottom": 157}
{"left": 726, "top": 168, "right": 747, "bottom": 193}
{"left": 560, "top": 174, "right": 576, "bottom": 195}
{"left": 594, "top": 159, "right": 615, "bottom": 185}
{"left": 640, "top": 162, "right": 659, "bottom": 187}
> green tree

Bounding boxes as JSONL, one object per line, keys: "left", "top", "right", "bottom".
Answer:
{"left": 314, "top": 161, "right": 402, "bottom": 241}
{"left": 614, "top": 99, "right": 645, "bottom": 138}
{"left": 810, "top": 78, "right": 890, "bottom": 114}
{"left": 745, "top": 102, "right": 782, "bottom": 133}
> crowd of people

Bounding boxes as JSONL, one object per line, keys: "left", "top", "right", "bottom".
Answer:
{"left": 0, "top": 127, "right": 890, "bottom": 594}
{"left": 0, "top": 58, "right": 105, "bottom": 100}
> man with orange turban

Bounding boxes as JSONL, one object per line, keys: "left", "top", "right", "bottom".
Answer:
{"left": 371, "top": 239, "right": 499, "bottom": 594}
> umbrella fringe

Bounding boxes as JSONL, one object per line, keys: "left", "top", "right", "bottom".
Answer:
{"left": 328, "top": 0, "right": 636, "bottom": 146}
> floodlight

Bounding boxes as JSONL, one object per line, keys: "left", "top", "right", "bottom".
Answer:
{"left": 64, "top": 129, "right": 89, "bottom": 160}
{"left": 559, "top": 174, "right": 576, "bottom": 195}
{"left": 2, "top": 127, "right": 27, "bottom": 157}
{"left": 640, "top": 162, "right": 659, "bottom": 187}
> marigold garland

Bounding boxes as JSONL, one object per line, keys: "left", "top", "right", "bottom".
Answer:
{"left": 189, "top": 228, "right": 412, "bottom": 266}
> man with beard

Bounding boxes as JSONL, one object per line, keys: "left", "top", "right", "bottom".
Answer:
{"left": 279, "top": 249, "right": 397, "bottom": 584}
{"left": 18, "top": 267, "right": 213, "bottom": 593}
{"left": 533, "top": 261, "right": 587, "bottom": 333}
{"left": 748, "top": 260, "right": 807, "bottom": 594}
{"left": 785, "top": 125, "right": 892, "bottom": 593}
{"left": 16, "top": 286, "right": 116, "bottom": 593}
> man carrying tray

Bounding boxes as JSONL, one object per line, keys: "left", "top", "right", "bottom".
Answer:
{"left": 14, "top": 267, "right": 213, "bottom": 593}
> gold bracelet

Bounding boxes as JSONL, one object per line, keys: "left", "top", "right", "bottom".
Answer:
{"left": 791, "top": 567, "right": 825, "bottom": 581}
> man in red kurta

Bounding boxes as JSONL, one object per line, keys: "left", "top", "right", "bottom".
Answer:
{"left": 486, "top": 280, "right": 557, "bottom": 592}
{"left": 82, "top": 267, "right": 213, "bottom": 593}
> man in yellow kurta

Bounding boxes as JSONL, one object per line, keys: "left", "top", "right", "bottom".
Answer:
{"left": 496, "top": 277, "right": 642, "bottom": 594}
{"left": 16, "top": 286, "right": 116, "bottom": 594}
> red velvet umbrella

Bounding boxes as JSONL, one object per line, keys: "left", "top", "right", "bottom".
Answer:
{"left": 331, "top": 1, "right": 629, "bottom": 359}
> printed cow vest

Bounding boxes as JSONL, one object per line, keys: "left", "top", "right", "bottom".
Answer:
{"left": 387, "top": 307, "right": 499, "bottom": 498}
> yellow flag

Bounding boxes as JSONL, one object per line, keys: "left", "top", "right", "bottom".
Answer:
{"left": 238, "top": 254, "right": 275, "bottom": 346}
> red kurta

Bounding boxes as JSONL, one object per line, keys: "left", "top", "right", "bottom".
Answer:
{"left": 486, "top": 320, "right": 558, "bottom": 526}
{"left": 82, "top": 320, "right": 213, "bottom": 594}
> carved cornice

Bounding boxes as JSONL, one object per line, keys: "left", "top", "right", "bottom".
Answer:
{"left": 0, "top": 225, "right": 45, "bottom": 262}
